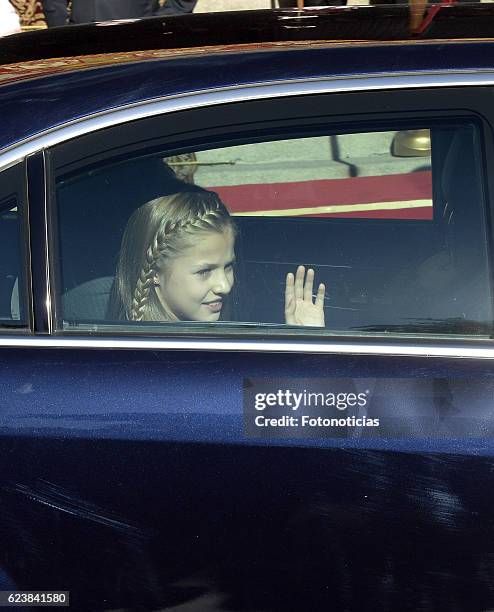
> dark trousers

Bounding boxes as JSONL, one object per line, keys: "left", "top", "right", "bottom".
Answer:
{"left": 42, "top": 0, "right": 197, "bottom": 27}
{"left": 278, "top": 1, "right": 348, "bottom": 6}
{"left": 159, "top": 0, "right": 198, "bottom": 14}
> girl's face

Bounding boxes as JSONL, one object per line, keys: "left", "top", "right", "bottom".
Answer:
{"left": 154, "top": 227, "right": 235, "bottom": 322}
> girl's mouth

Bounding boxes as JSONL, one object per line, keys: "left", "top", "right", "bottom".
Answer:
{"left": 203, "top": 300, "right": 223, "bottom": 313}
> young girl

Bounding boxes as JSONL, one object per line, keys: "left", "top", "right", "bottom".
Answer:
{"left": 109, "top": 187, "right": 325, "bottom": 327}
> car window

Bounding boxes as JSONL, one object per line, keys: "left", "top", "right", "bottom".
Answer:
{"left": 51, "top": 119, "right": 492, "bottom": 338}
{"left": 0, "top": 163, "right": 28, "bottom": 329}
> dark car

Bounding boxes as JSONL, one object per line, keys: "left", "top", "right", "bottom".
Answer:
{"left": 1, "top": 5, "right": 494, "bottom": 610}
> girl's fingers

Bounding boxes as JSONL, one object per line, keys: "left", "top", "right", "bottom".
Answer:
{"left": 304, "top": 268, "right": 314, "bottom": 302}
{"left": 285, "top": 272, "right": 294, "bottom": 298}
{"left": 294, "top": 265, "right": 305, "bottom": 300}
{"left": 285, "top": 279, "right": 295, "bottom": 324}
{"left": 315, "top": 282, "right": 325, "bottom": 309}
{"left": 285, "top": 272, "right": 295, "bottom": 318}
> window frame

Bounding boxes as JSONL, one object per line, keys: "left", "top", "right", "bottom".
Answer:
{"left": 44, "top": 87, "right": 494, "bottom": 343}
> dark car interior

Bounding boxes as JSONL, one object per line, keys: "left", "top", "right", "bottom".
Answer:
{"left": 0, "top": 163, "right": 26, "bottom": 328}
{"left": 0, "top": 200, "right": 18, "bottom": 321}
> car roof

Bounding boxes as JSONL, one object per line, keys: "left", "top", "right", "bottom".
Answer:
{"left": 1, "top": 5, "right": 494, "bottom": 156}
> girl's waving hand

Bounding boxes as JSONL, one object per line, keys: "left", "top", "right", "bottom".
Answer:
{"left": 285, "top": 265, "right": 325, "bottom": 327}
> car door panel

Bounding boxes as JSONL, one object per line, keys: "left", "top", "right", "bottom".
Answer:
{"left": 1, "top": 348, "right": 494, "bottom": 608}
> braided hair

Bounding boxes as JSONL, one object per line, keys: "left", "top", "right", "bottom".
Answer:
{"left": 109, "top": 190, "right": 235, "bottom": 322}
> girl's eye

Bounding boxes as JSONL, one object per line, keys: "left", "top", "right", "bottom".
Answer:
{"left": 197, "top": 269, "right": 211, "bottom": 277}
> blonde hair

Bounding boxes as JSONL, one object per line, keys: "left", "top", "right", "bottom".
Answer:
{"left": 109, "top": 190, "right": 235, "bottom": 322}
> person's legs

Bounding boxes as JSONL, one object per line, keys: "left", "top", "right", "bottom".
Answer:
{"left": 157, "top": 0, "right": 197, "bottom": 15}
{"left": 41, "top": 0, "right": 69, "bottom": 27}
{"left": 278, "top": 0, "right": 347, "bottom": 6}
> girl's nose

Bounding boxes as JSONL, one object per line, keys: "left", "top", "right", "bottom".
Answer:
{"left": 212, "top": 270, "right": 232, "bottom": 295}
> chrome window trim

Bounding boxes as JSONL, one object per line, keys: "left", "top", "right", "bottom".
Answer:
{"left": 0, "top": 336, "right": 494, "bottom": 358}
{"left": 42, "top": 151, "right": 53, "bottom": 334}
{"left": 1, "top": 69, "right": 494, "bottom": 172}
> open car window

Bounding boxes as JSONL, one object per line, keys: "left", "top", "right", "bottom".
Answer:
{"left": 51, "top": 119, "right": 492, "bottom": 339}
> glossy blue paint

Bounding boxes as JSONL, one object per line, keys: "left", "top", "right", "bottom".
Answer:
{"left": 0, "top": 42, "right": 493, "bottom": 151}
{"left": 1, "top": 346, "right": 493, "bottom": 456}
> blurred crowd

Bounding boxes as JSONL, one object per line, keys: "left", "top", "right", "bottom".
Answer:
{"left": 0, "top": 0, "right": 198, "bottom": 34}
{"left": 0, "top": 0, "right": 466, "bottom": 37}
{"left": 0, "top": 0, "right": 357, "bottom": 36}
